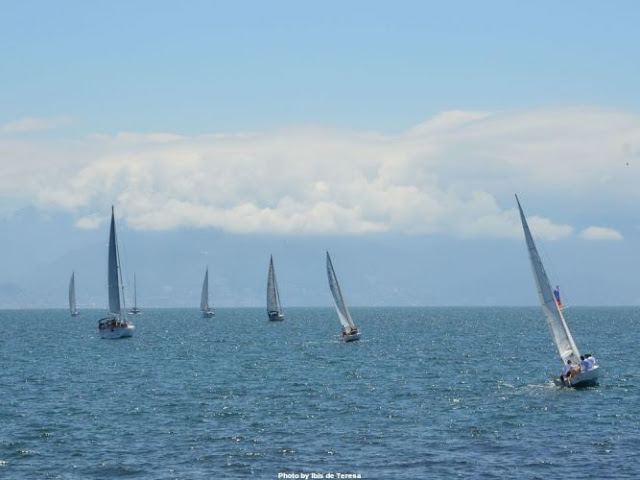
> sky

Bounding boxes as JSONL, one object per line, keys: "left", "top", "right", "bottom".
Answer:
{"left": 1, "top": 1, "right": 640, "bottom": 307}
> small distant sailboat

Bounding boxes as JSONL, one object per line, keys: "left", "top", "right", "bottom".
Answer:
{"left": 267, "top": 255, "right": 284, "bottom": 321}
{"left": 200, "top": 267, "right": 215, "bottom": 318}
{"left": 326, "top": 251, "right": 361, "bottom": 342}
{"left": 516, "top": 195, "right": 599, "bottom": 387}
{"left": 129, "top": 273, "right": 141, "bottom": 315}
{"left": 69, "top": 271, "right": 79, "bottom": 317}
{"left": 98, "top": 207, "right": 135, "bottom": 339}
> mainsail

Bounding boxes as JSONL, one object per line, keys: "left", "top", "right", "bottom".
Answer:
{"left": 69, "top": 271, "right": 77, "bottom": 315}
{"left": 107, "top": 207, "right": 122, "bottom": 315}
{"left": 516, "top": 196, "right": 580, "bottom": 364}
{"left": 201, "top": 267, "right": 211, "bottom": 312}
{"left": 267, "top": 256, "right": 283, "bottom": 315}
{"left": 326, "top": 252, "right": 356, "bottom": 330}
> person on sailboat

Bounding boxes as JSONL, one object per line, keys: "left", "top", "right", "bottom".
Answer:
{"left": 562, "top": 360, "right": 579, "bottom": 380}
{"left": 553, "top": 286, "right": 563, "bottom": 309}
{"left": 585, "top": 354, "right": 596, "bottom": 369}
{"left": 579, "top": 355, "right": 590, "bottom": 372}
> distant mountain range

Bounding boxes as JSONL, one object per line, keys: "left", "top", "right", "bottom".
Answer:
{"left": 2, "top": 207, "right": 640, "bottom": 308}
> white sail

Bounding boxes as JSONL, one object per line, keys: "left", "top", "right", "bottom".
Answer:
{"left": 516, "top": 196, "right": 580, "bottom": 364}
{"left": 267, "top": 255, "right": 283, "bottom": 315}
{"left": 107, "top": 207, "right": 122, "bottom": 315}
{"left": 201, "top": 267, "right": 211, "bottom": 312}
{"left": 69, "top": 271, "right": 78, "bottom": 315}
{"left": 326, "top": 252, "right": 356, "bottom": 330}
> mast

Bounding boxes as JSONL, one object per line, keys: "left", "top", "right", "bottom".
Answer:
{"left": 515, "top": 195, "right": 580, "bottom": 364}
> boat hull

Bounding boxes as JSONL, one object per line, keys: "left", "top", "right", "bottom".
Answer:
{"left": 268, "top": 312, "right": 284, "bottom": 321}
{"left": 98, "top": 317, "right": 135, "bottom": 339}
{"left": 70, "top": 311, "right": 79, "bottom": 317}
{"left": 555, "top": 365, "right": 600, "bottom": 388}
{"left": 202, "top": 310, "right": 215, "bottom": 318}
{"left": 343, "top": 331, "right": 361, "bottom": 342}
{"left": 129, "top": 308, "right": 141, "bottom": 315}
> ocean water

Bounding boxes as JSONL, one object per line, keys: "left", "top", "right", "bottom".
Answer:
{"left": 0, "top": 307, "right": 638, "bottom": 479}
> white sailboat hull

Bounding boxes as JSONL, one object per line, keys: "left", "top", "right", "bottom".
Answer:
{"left": 555, "top": 365, "right": 600, "bottom": 388}
{"left": 98, "top": 318, "right": 135, "bottom": 339}
{"left": 202, "top": 310, "right": 215, "bottom": 318}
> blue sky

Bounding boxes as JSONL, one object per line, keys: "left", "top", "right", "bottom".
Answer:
{"left": 1, "top": 1, "right": 639, "bottom": 307}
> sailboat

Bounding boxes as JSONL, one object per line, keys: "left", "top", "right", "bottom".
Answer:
{"left": 69, "top": 271, "right": 79, "bottom": 317}
{"left": 516, "top": 195, "right": 599, "bottom": 387}
{"left": 266, "top": 255, "right": 284, "bottom": 321}
{"left": 129, "top": 273, "right": 141, "bottom": 314}
{"left": 326, "top": 251, "right": 361, "bottom": 342}
{"left": 98, "top": 207, "right": 135, "bottom": 339}
{"left": 200, "top": 267, "right": 215, "bottom": 318}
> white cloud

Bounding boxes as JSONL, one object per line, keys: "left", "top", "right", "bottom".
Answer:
{"left": 75, "top": 214, "right": 106, "bottom": 229}
{"left": 0, "top": 106, "right": 637, "bottom": 238}
{"left": 0, "top": 116, "right": 74, "bottom": 133}
{"left": 579, "top": 226, "right": 623, "bottom": 241}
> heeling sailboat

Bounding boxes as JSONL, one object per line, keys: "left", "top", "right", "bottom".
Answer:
{"left": 69, "top": 271, "right": 79, "bottom": 317}
{"left": 98, "top": 207, "right": 135, "bottom": 339}
{"left": 516, "top": 195, "right": 599, "bottom": 387}
{"left": 266, "top": 255, "right": 284, "bottom": 321}
{"left": 200, "top": 267, "right": 215, "bottom": 318}
{"left": 129, "top": 273, "right": 141, "bottom": 315}
{"left": 326, "top": 251, "right": 361, "bottom": 342}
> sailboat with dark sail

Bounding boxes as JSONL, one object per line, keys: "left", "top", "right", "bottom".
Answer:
{"left": 200, "top": 267, "right": 215, "bottom": 318}
{"left": 266, "top": 255, "right": 284, "bottom": 321}
{"left": 98, "top": 207, "right": 135, "bottom": 339}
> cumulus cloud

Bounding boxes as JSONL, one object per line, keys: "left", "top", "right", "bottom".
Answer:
{"left": 579, "top": 226, "right": 623, "bottom": 241}
{"left": 0, "top": 106, "right": 637, "bottom": 238}
{"left": 0, "top": 116, "right": 74, "bottom": 133}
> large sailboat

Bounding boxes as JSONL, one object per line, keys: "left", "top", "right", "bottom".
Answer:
{"left": 200, "top": 267, "right": 215, "bottom": 318}
{"left": 98, "top": 207, "right": 135, "bottom": 339}
{"left": 69, "top": 271, "right": 79, "bottom": 317}
{"left": 266, "top": 255, "right": 284, "bottom": 321}
{"left": 129, "top": 273, "right": 141, "bottom": 315}
{"left": 326, "top": 251, "right": 361, "bottom": 342}
{"left": 516, "top": 195, "right": 599, "bottom": 387}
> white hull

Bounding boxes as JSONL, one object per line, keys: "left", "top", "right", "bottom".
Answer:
{"left": 129, "top": 308, "right": 141, "bottom": 315}
{"left": 98, "top": 318, "right": 135, "bottom": 339}
{"left": 268, "top": 312, "right": 284, "bottom": 321}
{"left": 71, "top": 311, "right": 79, "bottom": 317}
{"left": 202, "top": 310, "right": 215, "bottom": 318}
{"left": 555, "top": 365, "right": 600, "bottom": 388}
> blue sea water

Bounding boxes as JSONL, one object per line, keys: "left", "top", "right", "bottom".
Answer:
{"left": 0, "top": 307, "right": 638, "bottom": 479}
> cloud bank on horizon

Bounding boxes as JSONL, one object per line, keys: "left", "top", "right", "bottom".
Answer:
{"left": 1, "top": 106, "right": 637, "bottom": 241}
